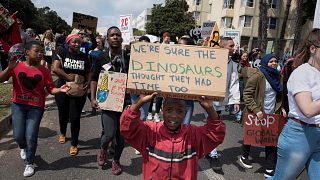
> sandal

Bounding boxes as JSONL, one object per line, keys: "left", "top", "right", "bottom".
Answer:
{"left": 69, "top": 146, "right": 78, "bottom": 156}
{"left": 58, "top": 135, "right": 66, "bottom": 144}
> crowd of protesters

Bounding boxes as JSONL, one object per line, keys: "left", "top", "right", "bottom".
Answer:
{"left": 1, "top": 11, "right": 320, "bottom": 180}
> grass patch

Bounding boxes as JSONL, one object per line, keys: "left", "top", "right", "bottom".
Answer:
{"left": 0, "top": 82, "right": 12, "bottom": 119}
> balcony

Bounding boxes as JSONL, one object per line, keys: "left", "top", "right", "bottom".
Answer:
{"left": 239, "top": 6, "right": 255, "bottom": 16}
{"left": 221, "top": 8, "right": 234, "bottom": 17}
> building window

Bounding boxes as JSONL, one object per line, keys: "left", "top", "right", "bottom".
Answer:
{"left": 193, "top": 11, "right": 201, "bottom": 21}
{"left": 194, "top": 0, "right": 201, "bottom": 5}
{"left": 223, "top": 0, "right": 235, "bottom": 9}
{"left": 221, "top": 17, "right": 233, "bottom": 28}
{"left": 268, "top": 17, "right": 277, "bottom": 29}
{"left": 146, "top": 15, "right": 152, "bottom": 21}
{"left": 239, "top": 15, "right": 252, "bottom": 27}
{"left": 241, "top": 0, "right": 254, "bottom": 7}
{"left": 268, "top": 0, "right": 278, "bottom": 8}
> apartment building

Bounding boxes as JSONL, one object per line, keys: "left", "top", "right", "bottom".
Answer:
{"left": 186, "top": 0, "right": 211, "bottom": 27}
{"left": 132, "top": 8, "right": 152, "bottom": 31}
{"left": 187, "top": 0, "right": 313, "bottom": 51}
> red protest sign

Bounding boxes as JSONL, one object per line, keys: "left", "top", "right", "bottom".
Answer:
{"left": 243, "top": 113, "right": 286, "bottom": 146}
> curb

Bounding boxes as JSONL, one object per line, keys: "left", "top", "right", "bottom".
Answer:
{"left": 0, "top": 113, "right": 12, "bottom": 136}
{"left": 0, "top": 95, "right": 56, "bottom": 138}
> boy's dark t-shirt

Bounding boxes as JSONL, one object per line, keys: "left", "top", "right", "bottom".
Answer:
{"left": 91, "top": 49, "right": 130, "bottom": 82}
{"left": 53, "top": 48, "right": 90, "bottom": 87}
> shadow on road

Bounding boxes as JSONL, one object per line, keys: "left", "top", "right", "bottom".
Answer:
{"left": 35, "top": 154, "right": 98, "bottom": 171}
{"left": 38, "top": 127, "right": 57, "bottom": 139}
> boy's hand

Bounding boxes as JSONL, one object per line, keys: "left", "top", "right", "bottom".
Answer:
{"left": 199, "top": 96, "right": 218, "bottom": 120}
{"left": 131, "top": 92, "right": 157, "bottom": 112}
{"left": 199, "top": 96, "right": 213, "bottom": 110}
{"left": 137, "top": 92, "right": 158, "bottom": 104}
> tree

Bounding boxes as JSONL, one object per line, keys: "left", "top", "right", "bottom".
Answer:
{"left": 293, "top": 0, "right": 317, "bottom": 52}
{"left": 146, "top": 0, "right": 194, "bottom": 41}
{"left": 133, "top": 28, "right": 145, "bottom": 36}
{"left": 274, "top": 0, "right": 292, "bottom": 57}
{"left": 258, "top": 0, "right": 268, "bottom": 52}
{"left": 2, "top": 0, "right": 71, "bottom": 34}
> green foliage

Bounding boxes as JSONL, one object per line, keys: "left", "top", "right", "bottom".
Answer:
{"left": 301, "top": 0, "right": 317, "bottom": 24}
{"left": 133, "top": 28, "right": 146, "bottom": 36}
{"left": 146, "top": 0, "right": 194, "bottom": 41}
{"left": 2, "top": 0, "right": 72, "bottom": 34}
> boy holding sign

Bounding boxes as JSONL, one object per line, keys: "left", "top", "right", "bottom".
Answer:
{"left": 120, "top": 93, "right": 225, "bottom": 180}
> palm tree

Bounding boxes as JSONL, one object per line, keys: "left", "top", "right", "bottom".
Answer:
{"left": 258, "top": 0, "right": 268, "bottom": 52}
{"left": 275, "top": 0, "right": 292, "bottom": 57}
{"left": 293, "top": 0, "right": 303, "bottom": 52}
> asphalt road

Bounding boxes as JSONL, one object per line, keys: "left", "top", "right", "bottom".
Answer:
{"left": 0, "top": 101, "right": 307, "bottom": 180}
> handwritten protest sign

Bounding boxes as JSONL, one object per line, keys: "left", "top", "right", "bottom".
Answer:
{"left": 44, "top": 42, "right": 56, "bottom": 56}
{"left": 127, "top": 42, "right": 229, "bottom": 101}
{"left": 72, "top": 12, "right": 98, "bottom": 33}
{"left": 244, "top": 113, "right": 286, "bottom": 146}
{"left": 0, "top": 3, "right": 14, "bottom": 33}
{"left": 208, "top": 22, "right": 220, "bottom": 48}
{"left": 119, "top": 14, "right": 133, "bottom": 45}
{"left": 96, "top": 71, "right": 127, "bottom": 112}
{"left": 201, "top": 21, "right": 214, "bottom": 38}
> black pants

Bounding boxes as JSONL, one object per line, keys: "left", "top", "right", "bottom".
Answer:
{"left": 100, "top": 110, "right": 124, "bottom": 161}
{"left": 148, "top": 97, "right": 163, "bottom": 113}
{"left": 242, "top": 144, "right": 277, "bottom": 170}
{"left": 55, "top": 92, "right": 86, "bottom": 146}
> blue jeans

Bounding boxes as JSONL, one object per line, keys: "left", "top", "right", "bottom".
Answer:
{"left": 11, "top": 103, "right": 44, "bottom": 165}
{"left": 182, "top": 100, "right": 194, "bottom": 124}
{"left": 130, "top": 94, "right": 150, "bottom": 120}
{"left": 269, "top": 118, "right": 320, "bottom": 180}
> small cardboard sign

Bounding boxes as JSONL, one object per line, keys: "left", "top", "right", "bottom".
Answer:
{"left": 0, "top": 4, "right": 14, "bottom": 33}
{"left": 127, "top": 42, "right": 229, "bottom": 101}
{"left": 72, "top": 12, "right": 98, "bottom": 33}
{"left": 96, "top": 71, "right": 127, "bottom": 112}
{"left": 44, "top": 42, "right": 56, "bottom": 56}
{"left": 201, "top": 21, "right": 214, "bottom": 38}
{"left": 119, "top": 14, "right": 133, "bottom": 45}
{"left": 244, "top": 113, "right": 286, "bottom": 146}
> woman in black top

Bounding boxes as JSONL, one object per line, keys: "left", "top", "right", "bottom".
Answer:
{"left": 52, "top": 33, "right": 90, "bottom": 156}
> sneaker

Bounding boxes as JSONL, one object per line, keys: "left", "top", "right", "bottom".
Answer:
{"left": 112, "top": 160, "right": 122, "bottom": 175}
{"left": 147, "top": 113, "right": 153, "bottom": 120}
{"left": 207, "top": 156, "right": 222, "bottom": 171}
{"left": 97, "top": 148, "right": 106, "bottom": 166}
{"left": 239, "top": 156, "right": 253, "bottom": 169}
{"left": 23, "top": 164, "right": 35, "bottom": 177}
{"left": 264, "top": 169, "right": 275, "bottom": 178}
{"left": 154, "top": 113, "right": 160, "bottom": 122}
{"left": 134, "top": 149, "right": 140, "bottom": 155}
{"left": 20, "top": 149, "right": 26, "bottom": 160}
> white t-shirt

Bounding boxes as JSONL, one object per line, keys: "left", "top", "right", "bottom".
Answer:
{"left": 288, "top": 63, "right": 320, "bottom": 124}
{"left": 264, "top": 79, "right": 276, "bottom": 114}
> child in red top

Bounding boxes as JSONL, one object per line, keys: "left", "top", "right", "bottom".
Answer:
{"left": 0, "top": 41, "right": 69, "bottom": 177}
{"left": 120, "top": 93, "right": 226, "bottom": 180}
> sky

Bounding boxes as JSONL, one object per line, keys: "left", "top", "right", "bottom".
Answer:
{"left": 31, "top": 0, "right": 165, "bottom": 33}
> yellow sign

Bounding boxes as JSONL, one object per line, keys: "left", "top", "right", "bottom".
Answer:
{"left": 207, "top": 22, "right": 220, "bottom": 48}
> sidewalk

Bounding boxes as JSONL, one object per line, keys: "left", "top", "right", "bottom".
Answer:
{"left": 0, "top": 95, "right": 56, "bottom": 137}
